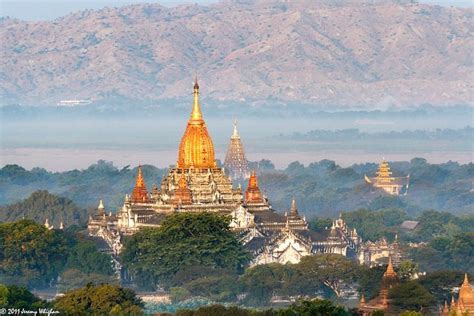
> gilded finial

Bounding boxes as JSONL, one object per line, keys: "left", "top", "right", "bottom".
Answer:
{"left": 384, "top": 256, "right": 397, "bottom": 277}
{"left": 463, "top": 273, "right": 469, "bottom": 285}
{"left": 191, "top": 76, "right": 203, "bottom": 121}
{"left": 232, "top": 119, "right": 239, "bottom": 138}
{"left": 194, "top": 73, "right": 199, "bottom": 90}
{"left": 290, "top": 198, "right": 298, "bottom": 215}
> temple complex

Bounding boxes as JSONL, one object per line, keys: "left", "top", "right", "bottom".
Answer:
{"left": 358, "top": 235, "right": 402, "bottom": 267}
{"left": 442, "top": 274, "right": 474, "bottom": 315}
{"left": 359, "top": 257, "right": 399, "bottom": 315}
{"left": 224, "top": 120, "right": 250, "bottom": 180}
{"left": 87, "top": 78, "right": 364, "bottom": 266}
{"left": 365, "top": 159, "right": 410, "bottom": 195}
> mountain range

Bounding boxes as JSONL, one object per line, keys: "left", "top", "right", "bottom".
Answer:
{"left": 1, "top": 0, "right": 472, "bottom": 107}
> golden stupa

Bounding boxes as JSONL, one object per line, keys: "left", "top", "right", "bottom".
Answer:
{"left": 131, "top": 165, "right": 150, "bottom": 203}
{"left": 442, "top": 273, "right": 474, "bottom": 315}
{"left": 177, "top": 78, "right": 216, "bottom": 169}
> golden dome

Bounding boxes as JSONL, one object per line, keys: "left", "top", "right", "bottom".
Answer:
{"left": 177, "top": 78, "right": 216, "bottom": 169}
{"left": 459, "top": 273, "right": 474, "bottom": 304}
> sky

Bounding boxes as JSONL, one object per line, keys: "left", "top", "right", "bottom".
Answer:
{"left": 1, "top": 0, "right": 472, "bottom": 21}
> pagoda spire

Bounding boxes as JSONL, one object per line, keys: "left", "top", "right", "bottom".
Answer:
{"left": 232, "top": 119, "right": 239, "bottom": 138}
{"left": 245, "top": 171, "right": 264, "bottom": 203}
{"left": 177, "top": 78, "right": 216, "bottom": 169}
{"left": 191, "top": 75, "right": 203, "bottom": 122}
{"left": 384, "top": 256, "right": 397, "bottom": 278}
{"left": 463, "top": 273, "right": 469, "bottom": 286}
{"left": 131, "top": 165, "right": 150, "bottom": 203}
{"left": 224, "top": 119, "right": 250, "bottom": 180}
{"left": 290, "top": 199, "right": 298, "bottom": 216}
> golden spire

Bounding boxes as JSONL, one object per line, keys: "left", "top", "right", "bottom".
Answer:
{"left": 384, "top": 256, "right": 397, "bottom": 278}
{"left": 463, "top": 273, "right": 469, "bottom": 286}
{"left": 459, "top": 273, "right": 474, "bottom": 304}
{"left": 245, "top": 171, "right": 264, "bottom": 203}
{"left": 191, "top": 76, "right": 203, "bottom": 122}
{"left": 131, "top": 165, "right": 149, "bottom": 203}
{"left": 177, "top": 79, "right": 216, "bottom": 169}
{"left": 376, "top": 159, "right": 393, "bottom": 179}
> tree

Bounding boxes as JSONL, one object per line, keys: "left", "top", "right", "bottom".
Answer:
{"left": 409, "top": 232, "right": 474, "bottom": 273}
{"left": 54, "top": 283, "right": 143, "bottom": 315}
{"left": 278, "top": 299, "right": 349, "bottom": 316}
{"left": 121, "top": 213, "right": 250, "bottom": 289}
{"left": 397, "top": 261, "right": 419, "bottom": 281}
{"left": 309, "top": 217, "right": 333, "bottom": 231}
{"left": 57, "top": 269, "right": 117, "bottom": 292}
{"left": 0, "top": 190, "right": 87, "bottom": 227}
{"left": 65, "top": 238, "right": 114, "bottom": 275}
{"left": 389, "top": 281, "right": 435, "bottom": 312}
{"left": 418, "top": 270, "right": 468, "bottom": 303}
{"left": 241, "top": 264, "right": 284, "bottom": 306}
{"left": 0, "top": 220, "right": 68, "bottom": 287}
{"left": 399, "top": 312, "right": 422, "bottom": 316}
{"left": 176, "top": 304, "right": 271, "bottom": 316}
{"left": 296, "top": 254, "right": 362, "bottom": 298}
{"left": 341, "top": 208, "right": 407, "bottom": 241}
{"left": 183, "top": 273, "right": 242, "bottom": 302}
{"left": 0, "top": 285, "right": 48, "bottom": 309}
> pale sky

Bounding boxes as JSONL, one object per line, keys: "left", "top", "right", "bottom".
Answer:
{"left": 1, "top": 0, "right": 472, "bottom": 21}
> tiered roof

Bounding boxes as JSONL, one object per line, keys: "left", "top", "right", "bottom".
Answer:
{"left": 131, "top": 166, "right": 150, "bottom": 203}
{"left": 224, "top": 120, "right": 250, "bottom": 180}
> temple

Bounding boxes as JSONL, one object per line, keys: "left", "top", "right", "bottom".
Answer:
{"left": 87, "top": 78, "right": 364, "bottom": 266}
{"left": 359, "top": 257, "right": 399, "bottom": 315}
{"left": 224, "top": 120, "right": 250, "bottom": 180}
{"left": 441, "top": 274, "right": 474, "bottom": 315}
{"left": 365, "top": 159, "right": 410, "bottom": 195}
{"left": 358, "top": 235, "right": 402, "bottom": 267}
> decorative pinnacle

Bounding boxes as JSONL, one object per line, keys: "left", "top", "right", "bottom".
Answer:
{"left": 290, "top": 198, "right": 298, "bottom": 215}
{"left": 191, "top": 76, "right": 203, "bottom": 121}
{"left": 194, "top": 74, "right": 199, "bottom": 90}
{"left": 463, "top": 273, "right": 469, "bottom": 285}
{"left": 232, "top": 119, "right": 239, "bottom": 138}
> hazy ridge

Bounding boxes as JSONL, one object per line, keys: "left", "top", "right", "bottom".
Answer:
{"left": 1, "top": 0, "right": 472, "bottom": 107}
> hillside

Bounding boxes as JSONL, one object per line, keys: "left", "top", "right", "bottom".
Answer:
{"left": 1, "top": 0, "right": 472, "bottom": 107}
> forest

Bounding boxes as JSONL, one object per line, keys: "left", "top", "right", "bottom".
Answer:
{"left": 1, "top": 157, "right": 472, "bottom": 221}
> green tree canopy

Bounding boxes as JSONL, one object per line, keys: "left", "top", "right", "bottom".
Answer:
{"left": 0, "top": 190, "right": 87, "bottom": 227}
{"left": 409, "top": 232, "right": 474, "bottom": 273}
{"left": 54, "top": 283, "right": 143, "bottom": 315}
{"left": 278, "top": 299, "right": 349, "bottom": 316}
{"left": 121, "top": 213, "right": 250, "bottom": 289}
{"left": 0, "top": 220, "right": 113, "bottom": 288}
{"left": 0, "top": 284, "right": 48, "bottom": 309}
{"left": 389, "top": 281, "right": 436, "bottom": 312}
{"left": 65, "top": 238, "right": 114, "bottom": 275}
{"left": 0, "top": 220, "right": 68, "bottom": 287}
{"left": 296, "top": 254, "right": 363, "bottom": 298}
{"left": 418, "top": 270, "right": 469, "bottom": 303}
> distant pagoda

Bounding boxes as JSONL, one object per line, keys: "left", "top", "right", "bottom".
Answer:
{"left": 224, "top": 120, "right": 250, "bottom": 180}
{"left": 365, "top": 159, "right": 410, "bottom": 195}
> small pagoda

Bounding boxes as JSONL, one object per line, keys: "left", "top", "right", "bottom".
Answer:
{"left": 365, "top": 159, "right": 410, "bottom": 195}
{"left": 359, "top": 256, "right": 399, "bottom": 315}
{"left": 224, "top": 120, "right": 250, "bottom": 180}
{"left": 131, "top": 165, "right": 150, "bottom": 203}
